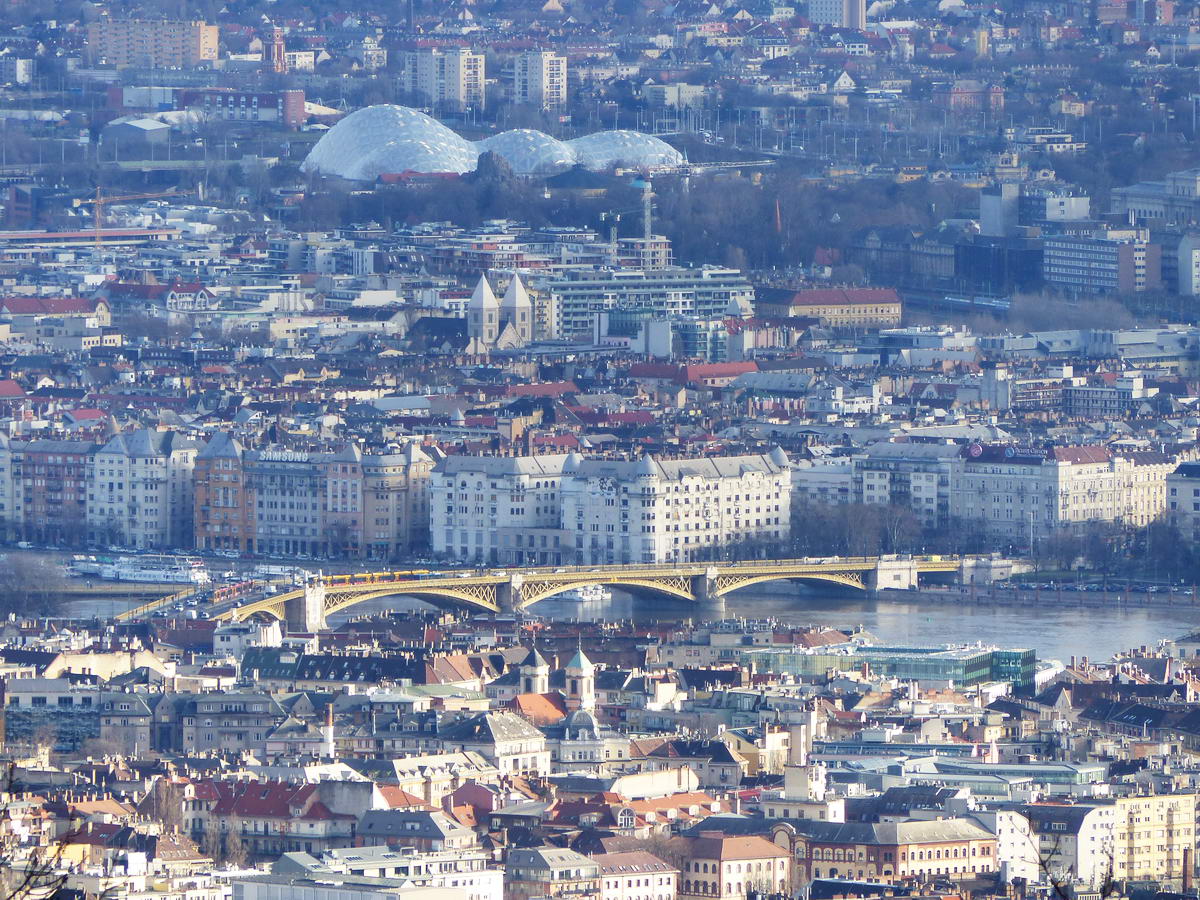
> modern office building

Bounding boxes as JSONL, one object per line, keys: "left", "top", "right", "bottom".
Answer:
{"left": 1042, "top": 227, "right": 1161, "bottom": 295}
{"left": 542, "top": 266, "right": 754, "bottom": 338}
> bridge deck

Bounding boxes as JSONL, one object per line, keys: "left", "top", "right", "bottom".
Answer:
{"left": 211, "top": 556, "right": 968, "bottom": 625}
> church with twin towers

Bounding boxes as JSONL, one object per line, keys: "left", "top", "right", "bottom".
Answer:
{"left": 466, "top": 271, "right": 533, "bottom": 354}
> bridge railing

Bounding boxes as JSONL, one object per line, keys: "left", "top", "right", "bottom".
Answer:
{"left": 114, "top": 586, "right": 197, "bottom": 622}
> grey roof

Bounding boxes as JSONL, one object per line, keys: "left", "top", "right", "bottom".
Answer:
{"left": 438, "top": 711, "right": 546, "bottom": 744}
{"left": 507, "top": 846, "right": 598, "bottom": 873}
{"left": 358, "top": 809, "right": 472, "bottom": 840}
{"left": 579, "top": 451, "right": 789, "bottom": 482}
{"left": 683, "top": 816, "right": 994, "bottom": 845}
{"left": 861, "top": 442, "right": 964, "bottom": 460}
{"left": 99, "top": 428, "right": 198, "bottom": 459}
{"left": 197, "top": 431, "right": 243, "bottom": 461}
{"left": 436, "top": 453, "right": 571, "bottom": 477}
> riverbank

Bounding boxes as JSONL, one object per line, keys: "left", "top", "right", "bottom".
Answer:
{"left": 877, "top": 585, "right": 1200, "bottom": 610}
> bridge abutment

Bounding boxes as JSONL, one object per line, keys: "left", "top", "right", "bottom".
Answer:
{"left": 285, "top": 579, "right": 326, "bottom": 632}
{"left": 868, "top": 558, "right": 920, "bottom": 592}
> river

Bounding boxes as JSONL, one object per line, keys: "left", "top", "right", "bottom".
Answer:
{"left": 68, "top": 584, "right": 1197, "bottom": 665}
{"left": 515, "top": 587, "right": 1196, "bottom": 663}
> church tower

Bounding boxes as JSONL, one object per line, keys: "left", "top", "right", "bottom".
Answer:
{"left": 500, "top": 272, "right": 533, "bottom": 344}
{"left": 467, "top": 274, "right": 499, "bottom": 346}
{"left": 519, "top": 646, "right": 550, "bottom": 695}
{"left": 564, "top": 647, "right": 595, "bottom": 711}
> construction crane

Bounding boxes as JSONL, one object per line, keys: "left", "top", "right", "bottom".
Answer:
{"left": 72, "top": 188, "right": 191, "bottom": 249}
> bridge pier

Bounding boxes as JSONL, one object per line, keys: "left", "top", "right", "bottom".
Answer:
{"left": 285, "top": 579, "right": 326, "bottom": 632}
{"left": 499, "top": 576, "right": 521, "bottom": 613}
{"left": 692, "top": 568, "right": 726, "bottom": 621}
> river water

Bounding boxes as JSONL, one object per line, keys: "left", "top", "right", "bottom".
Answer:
{"left": 329, "top": 585, "right": 1198, "bottom": 664}
{"left": 69, "top": 584, "right": 1197, "bottom": 665}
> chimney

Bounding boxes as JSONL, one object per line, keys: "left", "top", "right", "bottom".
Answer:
{"left": 323, "top": 703, "right": 335, "bottom": 759}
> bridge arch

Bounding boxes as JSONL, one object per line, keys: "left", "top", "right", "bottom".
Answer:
{"left": 516, "top": 574, "right": 697, "bottom": 609}
{"left": 323, "top": 584, "right": 501, "bottom": 617}
{"left": 711, "top": 571, "right": 867, "bottom": 597}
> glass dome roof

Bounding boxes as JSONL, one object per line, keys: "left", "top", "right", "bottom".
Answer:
{"left": 302, "top": 104, "right": 479, "bottom": 179}
{"left": 474, "top": 129, "right": 576, "bottom": 176}
{"left": 565, "top": 130, "right": 684, "bottom": 171}
{"left": 301, "top": 105, "right": 684, "bottom": 180}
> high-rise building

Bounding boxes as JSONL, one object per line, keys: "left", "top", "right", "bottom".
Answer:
{"left": 86, "top": 19, "right": 219, "bottom": 69}
{"left": 513, "top": 50, "right": 567, "bottom": 108}
{"left": 807, "top": 0, "right": 866, "bottom": 29}
{"left": 401, "top": 47, "right": 485, "bottom": 110}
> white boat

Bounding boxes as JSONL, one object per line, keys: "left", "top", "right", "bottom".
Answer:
{"left": 98, "top": 555, "right": 211, "bottom": 585}
{"left": 69, "top": 554, "right": 103, "bottom": 576}
{"left": 554, "top": 584, "right": 612, "bottom": 603}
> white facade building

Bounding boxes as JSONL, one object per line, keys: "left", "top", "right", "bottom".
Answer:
{"left": 88, "top": 429, "right": 198, "bottom": 550}
{"left": 514, "top": 50, "right": 568, "bottom": 108}
{"left": 401, "top": 47, "right": 485, "bottom": 110}
{"left": 430, "top": 449, "right": 791, "bottom": 566}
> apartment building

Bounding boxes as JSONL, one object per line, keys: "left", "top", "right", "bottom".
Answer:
{"left": 19, "top": 439, "right": 94, "bottom": 547}
{"left": 0, "top": 434, "right": 21, "bottom": 542}
{"left": 513, "top": 50, "right": 568, "bottom": 108}
{"left": 363, "top": 445, "right": 435, "bottom": 559}
{"left": 560, "top": 450, "right": 791, "bottom": 564}
{"left": 194, "top": 432, "right": 256, "bottom": 554}
{"left": 194, "top": 434, "right": 432, "bottom": 559}
{"left": 543, "top": 266, "right": 754, "bottom": 338}
{"left": 847, "top": 442, "right": 1174, "bottom": 545}
{"left": 430, "top": 454, "right": 572, "bottom": 566}
{"left": 1111, "top": 793, "right": 1196, "bottom": 882}
{"left": 88, "top": 429, "right": 199, "bottom": 551}
{"left": 953, "top": 444, "right": 1173, "bottom": 544}
{"left": 401, "top": 47, "right": 485, "bottom": 109}
{"left": 430, "top": 449, "right": 791, "bottom": 566}
{"left": 595, "top": 852, "right": 678, "bottom": 900}
{"left": 807, "top": 0, "right": 866, "bottom": 28}
{"left": 1043, "top": 227, "right": 1162, "bottom": 295}
{"left": 86, "top": 19, "right": 218, "bottom": 68}
{"left": 853, "top": 443, "right": 960, "bottom": 529}
{"left": 1022, "top": 794, "right": 1196, "bottom": 887}
{"left": 1168, "top": 460, "right": 1200, "bottom": 541}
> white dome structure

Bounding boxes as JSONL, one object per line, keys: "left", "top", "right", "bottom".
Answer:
{"left": 475, "top": 129, "right": 575, "bottom": 176}
{"left": 302, "top": 104, "right": 479, "bottom": 180}
{"left": 301, "top": 105, "right": 684, "bottom": 181}
{"left": 566, "top": 130, "right": 684, "bottom": 171}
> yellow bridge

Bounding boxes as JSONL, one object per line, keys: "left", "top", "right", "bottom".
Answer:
{"left": 209, "top": 555, "right": 975, "bottom": 631}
